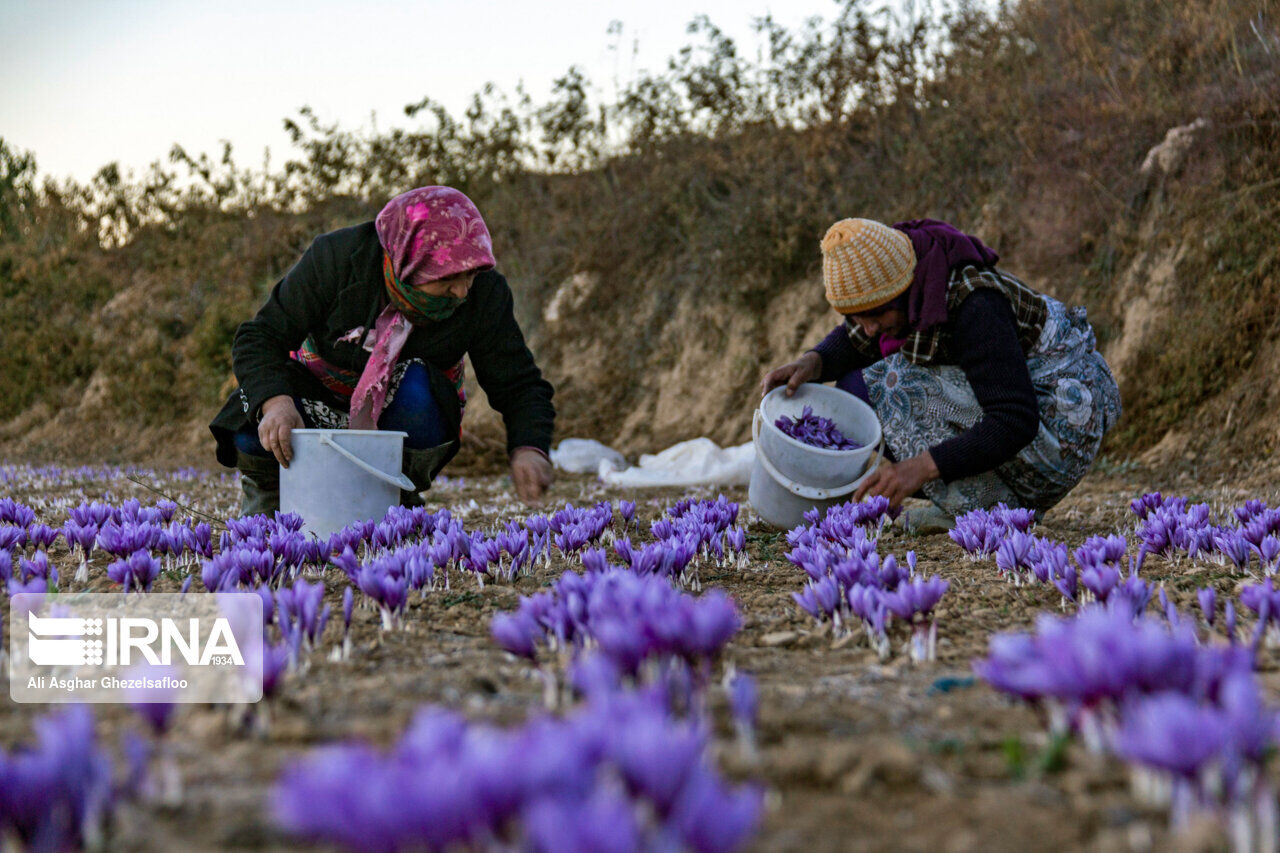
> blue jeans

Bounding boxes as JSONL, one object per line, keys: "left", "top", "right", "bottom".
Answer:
{"left": 234, "top": 363, "right": 449, "bottom": 457}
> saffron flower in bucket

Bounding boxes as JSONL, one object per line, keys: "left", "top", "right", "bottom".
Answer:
{"left": 774, "top": 406, "right": 862, "bottom": 450}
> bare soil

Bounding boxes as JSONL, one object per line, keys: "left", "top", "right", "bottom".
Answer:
{"left": 3, "top": 462, "right": 1279, "bottom": 852}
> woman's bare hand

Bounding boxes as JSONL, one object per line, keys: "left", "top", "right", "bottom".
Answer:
{"left": 510, "top": 448, "right": 554, "bottom": 506}
{"left": 761, "top": 351, "right": 822, "bottom": 397}
{"left": 853, "top": 452, "right": 941, "bottom": 510}
{"left": 258, "top": 395, "right": 304, "bottom": 468}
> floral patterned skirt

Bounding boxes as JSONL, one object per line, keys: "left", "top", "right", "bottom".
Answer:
{"left": 862, "top": 295, "right": 1121, "bottom": 516}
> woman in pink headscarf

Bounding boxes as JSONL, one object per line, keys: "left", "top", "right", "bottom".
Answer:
{"left": 209, "top": 186, "right": 556, "bottom": 514}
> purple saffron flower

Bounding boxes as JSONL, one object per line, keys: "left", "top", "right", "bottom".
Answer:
{"left": 106, "top": 550, "right": 161, "bottom": 592}
{"left": 127, "top": 665, "right": 180, "bottom": 736}
{"left": 0, "top": 705, "right": 115, "bottom": 851}
{"left": 259, "top": 642, "right": 291, "bottom": 699}
{"left": 1080, "top": 564, "right": 1120, "bottom": 603}
{"left": 728, "top": 672, "right": 758, "bottom": 730}
{"left": 1198, "top": 587, "right": 1217, "bottom": 627}
{"left": 522, "top": 790, "right": 643, "bottom": 853}
{"left": 0, "top": 524, "right": 27, "bottom": 551}
{"left": 1257, "top": 535, "right": 1280, "bottom": 574}
{"left": 774, "top": 406, "right": 861, "bottom": 451}
{"left": 1215, "top": 529, "right": 1252, "bottom": 570}
{"left": 667, "top": 767, "right": 764, "bottom": 853}
{"left": 608, "top": 714, "right": 706, "bottom": 813}
{"left": 1114, "top": 693, "right": 1224, "bottom": 778}
{"left": 8, "top": 577, "right": 48, "bottom": 609}
{"left": 883, "top": 576, "right": 950, "bottom": 620}
{"left": 491, "top": 612, "right": 540, "bottom": 660}
{"left": 581, "top": 547, "right": 609, "bottom": 574}
{"left": 26, "top": 523, "right": 59, "bottom": 551}
{"left": 276, "top": 579, "right": 327, "bottom": 646}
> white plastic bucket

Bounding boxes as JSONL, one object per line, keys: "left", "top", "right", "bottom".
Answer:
{"left": 280, "top": 429, "right": 416, "bottom": 538}
{"left": 748, "top": 384, "right": 884, "bottom": 530}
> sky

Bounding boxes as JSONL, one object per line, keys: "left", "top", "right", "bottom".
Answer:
{"left": 0, "top": 0, "right": 848, "bottom": 182}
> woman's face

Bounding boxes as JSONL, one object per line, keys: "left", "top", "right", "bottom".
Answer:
{"left": 845, "top": 303, "right": 907, "bottom": 339}
{"left": 412, "top": 270, "right": 477, "bottom": 299}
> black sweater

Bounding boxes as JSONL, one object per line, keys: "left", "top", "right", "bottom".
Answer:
{"left": 811, "top": 288, "right": 1039, "bottom": 482}
{"left": 209, "top": 222, "right": 555, "bottom": 468}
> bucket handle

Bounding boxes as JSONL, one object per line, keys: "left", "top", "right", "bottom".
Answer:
{"left": 752, "top": 410, "right": 885, "bottom": 501}
{"left": 319, "top": 433, "right": 417, "bottom": 491}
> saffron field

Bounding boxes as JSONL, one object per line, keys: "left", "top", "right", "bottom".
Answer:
{"left": 2, "top": 462, "right": 1280, "bottom": 852}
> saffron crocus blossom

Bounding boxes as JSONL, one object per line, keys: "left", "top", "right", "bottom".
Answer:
{"left": 1234, "top": 500, "right": 1270, "bottom": 524}
{"left": 1257, "top": 536, "right": 1280, "bottom": 576}
{"left": 63, "top": 520, "right": 99, "bottom": 583}
{"left": 883, "top": 576, "right": 950, "bottom": 662}
{"left": 107, "top": 550, "right": 161, "bottom": 592}
{"left": 493, "top": 569, "right": 742, "bottom": 679}
{"left": 1198, "top": 588, "right": 1217, "bottom": 628}
{"left": 1080, "top": 564, "right": 1121, "bottom": 603}
{"left": 275, "top": 579, "right": 328, "bottom": 648}
{"left": 0, "top": 524, "right": 27, "bottom": 551}
{"left": 126, "top": 663, "right": 182, "bottom": 804}
{"left": 338, "top": 587, "right": 354, "bottom": 660}
{"left": 491, "top": 611, "right": 540, "bottom": 660}
{"left": 0, "top": 498, "right": 36, "bottom": 527}
{"left": 26, "top": 523, "right": 59, "bottom": 551}
{"left": 259, "top": 641, "right": 291, "bottom": 700}
{"left": 130, "top": 675, "right": 181, "bottom": 737}
{"left": 18, "top": 551, "right": 55, "bottom": 583}
{"left": 615, "top": 499, "right": 637, "bottom": 536}
{"left": 1114, "top": 692, "right": 1225, "bottom": 779}
{"left": 273, "top": 694, "right": 762, "bottom": 853}
{"left": 96, "top": 520, "right": 163, "bottom": 559}
{"left": 1215, "top": 530, "right": 1253, "bottom": 572}
{"left": 976, "top": 608, "right": 1208, "bottom": 721}
{"left": 666, "top": 768, "right": 764, "bottom": 853}
{"left": 774, "top": 406, "right": 861, "bottom": 450}
{"left": 727, "top": 672, "right": 758, "bottom": 738}
{"left": 1130, "top": 492, "right": 1166, "bottom": 520}
{"left": 7, "top": 577, "right": 47, "bottom": 609}
{"left": 0, "top": 706, "right": 115, "bottom": 851}
{"left": 995, "top": 532, "right": 1036, "bottom": 582}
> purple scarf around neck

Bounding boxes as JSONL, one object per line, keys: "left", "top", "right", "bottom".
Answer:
{"left": 892, "top": 219, "right": 999, "bottom": 333}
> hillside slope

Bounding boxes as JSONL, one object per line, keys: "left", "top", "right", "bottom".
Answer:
{"left": 1, "top": 0, "right": 1276, "bottom": 474}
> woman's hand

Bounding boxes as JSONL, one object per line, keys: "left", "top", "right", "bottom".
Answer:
{"left": 258, "top": 395, "right": 304, "bottom": 468}
{"left": 511, "top": 448, "right": 554, "bottom": 506}
{"left": 853, "top": 451, "right": 940, "bottom": 510}
{"left": 761, "top": 351, "right": 822, "bottom": 397}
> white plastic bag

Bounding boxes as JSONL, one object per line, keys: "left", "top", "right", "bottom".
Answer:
{"left": 600, "top": 438, "right": 755, "bottom": 488}
{"left": 549, "top": 438, "right": 629, "bottom": 475}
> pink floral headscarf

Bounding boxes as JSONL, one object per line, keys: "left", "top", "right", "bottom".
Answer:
{"left": 374, "top": 186, "right": 495, "bottom": 285}
{"left": 349, "top": 187, "right": 496, "bottom": 431}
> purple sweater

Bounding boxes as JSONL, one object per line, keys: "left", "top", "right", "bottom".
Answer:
{"left": 811, "top": 289, "right": 1039, "bottom": 483}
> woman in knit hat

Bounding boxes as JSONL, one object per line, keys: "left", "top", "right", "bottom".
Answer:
{"left": 209, "top": 186, "right": 556, "bottom": 514}
{"left": 762, "top": 218, "right": 1120, "bottom": 530}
